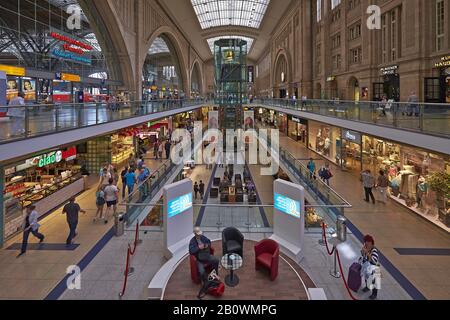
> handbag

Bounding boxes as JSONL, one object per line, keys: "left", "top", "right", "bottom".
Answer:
{"left": 197, "top": 270, "right": 224, "bottom": 299}
{"left": 197, "top": 248, "right": 211, "bottom": 262}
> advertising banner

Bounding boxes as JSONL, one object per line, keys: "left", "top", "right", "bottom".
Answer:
{"left": 243, "top": 110, "right": 254, "bottom": 130}
{"left": 208, "top": 111, "right": 219, "bottom": 130}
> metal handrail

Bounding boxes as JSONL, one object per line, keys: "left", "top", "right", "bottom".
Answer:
{"left": 0, "top": 99, "right": 211, "bottom": 144}
{"left": 249, "top": 98, "right": 450, "bottom": 137}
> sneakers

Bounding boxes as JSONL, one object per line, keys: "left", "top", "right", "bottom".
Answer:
{"left": 369, "top": 293, "right": 378, "bottom": 300}
{"left": 362, "top": 287, "right": 370, "bottom": 293}
{"left": 16, "top": 252, "right": 25, "bottom": 258}
{"left": 39, "top": 236, "right": 45, "bottom": 244}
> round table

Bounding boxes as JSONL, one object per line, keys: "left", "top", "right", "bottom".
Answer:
{"left": 221, "top": 253, "right": 243, "bottom": 287}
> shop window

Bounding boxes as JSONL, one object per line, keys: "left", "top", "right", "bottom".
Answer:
{"left": 436, "top": 0, "right": 445, "bottom": 51}
{"left": 424, "top": 77, "right": 441, "bottom": 102}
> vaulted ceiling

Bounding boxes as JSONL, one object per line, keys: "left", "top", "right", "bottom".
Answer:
{"left": 158, "top": 0, "right": 294, "bottom": 62}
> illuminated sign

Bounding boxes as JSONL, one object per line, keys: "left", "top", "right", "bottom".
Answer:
{"left": 274, "top": 193, "right": 301, "bottom": 219}
{"left": 55, "top": 72, "right": 81, "bottom": 82}
{"left": 435, "top": 56, "right": 450, "bottom": 68}
{"left": 21, "top": 147, "right": 77, "bottom": 169}
{"left": 381, "top": 65, "right": 398, "bottom": 75}
{"left": 327, "top": 76, "right": 336, "bottom": 82}
{"left": 0, "top": 64, "right": 25, "bottom": 76}
{"left": 50, "top": 31, "right": 92, "bottom": 65}
{"left": 342, "top": 130, "right": 361, "bottom": 144}
{"left": 168, "top": 193, "right": 193, "bottom": 218}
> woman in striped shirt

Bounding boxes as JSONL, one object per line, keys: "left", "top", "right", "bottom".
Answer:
{"left": 361, "top": 235, "right": 380, "bottom": 300}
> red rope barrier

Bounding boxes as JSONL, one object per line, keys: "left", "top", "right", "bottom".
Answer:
{"left": 321, "top": 222, "right": 335, "bottom": 255}
{"left": 119, "top": 221, "right": 140, "bottom": 298}
{"left": 119, "top": 245, "right": 132, "bottom": 298}
{"left": 321, "top": 222, "right": 359, "bottom": 301}
{"left": 130, "top": 221, "right": 140, "bottom": 256}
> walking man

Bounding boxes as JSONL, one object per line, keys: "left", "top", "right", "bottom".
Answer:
{"left": 17, "top": 206, "right": 45, "bottom": 258}
{"left": 194, "top": 182, "right": 199, "bottom": 200}
{"left": 120, "top": 166, "right": 128, "bottom": 199}
{"left": 376, "top": 170, "right": 389, "bottom": 204}
{"left": 307, "top": 158, "right": 316, "bottom": 180}
{"left": 62, "top": 198, "right": 86, "bottom": 246}
{"left": 199, "top": 180, "right": 205, "bottom": 200}
{"left": 104, "top": 178, "right": 119, "bottom": 223}
{"left": 7, "top": 92, "right": 26, "bottom": 137}
{"left": 361, "top": 170, "right": 376, "bottom": 204}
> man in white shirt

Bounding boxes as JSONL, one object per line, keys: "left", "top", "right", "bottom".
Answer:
{"left": 7, "top": 92, "right": 26, "bottom": 137}
{"left": 103, "top": 178, "right": 119, "bottom": 223}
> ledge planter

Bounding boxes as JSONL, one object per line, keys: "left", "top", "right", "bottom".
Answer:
{"left": 428, "top": 172, "right": 450, "bottom": 227}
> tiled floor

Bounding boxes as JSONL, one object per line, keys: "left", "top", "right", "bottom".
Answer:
{"left": 164, "top": 240, "right": 312, "bottom": 300}
{"left": 0, "top": 158, "right": 162, "bottom": 300}
{"left": 277, "top": 134, "right": 450, "bottom": 300}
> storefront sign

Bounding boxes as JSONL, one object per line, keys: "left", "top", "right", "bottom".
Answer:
{"left": 435, "top": 55, "right": 450, "bottom": 68}
{"left": 0, "top": 64, "right": 25, "bottom": 76}
{"left": 381, "top": 65, "right": 398, "bottom": 75}
{"left": 50, "top": 31, "right": 92, "bottom": 65}
{"left": 22, "top": 147, "right": 77, "bottom": 169}
{"left": 55, "top": 73, "right": 81, "bottom": 82}
{"left": 342, "top": 130, "right": 362, "bottom": 144}
{"left": 274, "top": 193, "right": 301, "bottom": 219}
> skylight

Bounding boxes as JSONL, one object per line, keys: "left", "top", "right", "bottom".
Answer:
{"left": 191, "top": 0, "right": 270, "bottom": 29}
{"left": 149, "top": 37, "right": 170, "bottom": 55}
{"left": 207, "top": 35, "right": 254, "bottom": 54}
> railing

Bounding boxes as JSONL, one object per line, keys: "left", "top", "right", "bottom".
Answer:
{"left": 122, "top": 159, "right": 180, "bottom": 226}
{"left": 257, "top": 127, "right": 352, "bottom": 222}
{"left": 123, "top": 202, "right": 351, "bottom": 233}
{"left": 0, "top": 98, "right": 210, "bottom": 144}
{"left": 250, "top": 98, "right": 450, "bottom": 137}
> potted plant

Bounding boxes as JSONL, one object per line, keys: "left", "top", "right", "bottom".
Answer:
{"left": 428, "top": 172, "right": 450, "bottom": 227}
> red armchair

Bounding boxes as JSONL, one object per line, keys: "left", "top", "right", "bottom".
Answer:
{"left": 190, "top": 247, "right": 215, "bottom": 284}
{"left": 254, "top": 239, "right": 279, "bottom": 281}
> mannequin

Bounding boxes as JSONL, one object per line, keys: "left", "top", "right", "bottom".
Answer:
{"left": 416, "top": 176, "right": 428, "bottom": 210}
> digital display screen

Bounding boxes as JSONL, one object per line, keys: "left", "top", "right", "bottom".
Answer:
{"left": 274, "top": 193, "right": 301, "bottom": 219}
{"left": 168, "top": 193, "right": 193, "bottom": 218}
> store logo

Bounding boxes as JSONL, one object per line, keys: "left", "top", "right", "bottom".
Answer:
{"left": 345, "top": 131, "right": 357, "bottom": 141}
{"left": 37, "top": 147, "right": 77, "bottom": 168}
{"left": 66, "top": 5, "right": 82, "bottom": 30}
{"left": 367, "top": 5, "right": 381, "bottom": 30}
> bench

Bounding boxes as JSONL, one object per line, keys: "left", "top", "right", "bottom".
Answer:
{"left": 308, "top": 288, "right": 328, "bottom": 300}
{"left": 147, "top": 249, "right": 188, "bottom": 300}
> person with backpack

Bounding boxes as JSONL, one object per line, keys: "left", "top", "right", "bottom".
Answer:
{"left": 360, "top": 235, "right": 381, "bottom": 300}
{"left": 319, "top": 163, "right": 333, "bottom": 186}
{"left": 94, "top": 185, "right": 106, "bottom": 222}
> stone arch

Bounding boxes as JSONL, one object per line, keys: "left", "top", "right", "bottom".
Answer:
{"left": 78, "top": 0, "right": 134, "bottom": 92}
{"left": 272, "top": 49, "right": 293, "bottom": 98}
{"left": 141, "top": 26, "right": 189, "bottom": 95}
{"left": 347, "top": 76, "right": 360, "bottom": 101}
{"left": 190, "top": 59, "right": 204, "bottom": 97}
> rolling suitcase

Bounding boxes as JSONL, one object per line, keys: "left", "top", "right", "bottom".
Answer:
{"left": 348, "top": 262, "right": 362, "bottom": 293}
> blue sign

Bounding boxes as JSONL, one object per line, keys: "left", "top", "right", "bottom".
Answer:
{"left": 168, "top": 193, "right": 193, "bottom": 218}
{"left": 274, "top": 193, "right": 301, "bottom": 219}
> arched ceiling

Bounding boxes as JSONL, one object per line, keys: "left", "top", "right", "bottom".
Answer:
{"left": 158, "top": 0, "right": 295, "bottom": 61}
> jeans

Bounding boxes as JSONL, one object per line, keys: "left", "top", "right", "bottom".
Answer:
{"left": 364, "top": 187, "right": 375, "bottom": 203}
{"left": 66, "top": 221, "right": 78, "bottom": 245}
{"left": 197, "top": 255, "right": 220, "bottom": 279}
{"left": 20, "top": 228, "right": 45, "bottom": 253}
{"left": 10, "top": 116, "right": 24, "bottom": 136}
{"left": 139, "top": 183, "right": 148, "bottom": 201}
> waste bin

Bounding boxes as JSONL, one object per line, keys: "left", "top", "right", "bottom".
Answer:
{"left": 336, "top": 215, "right": 347, "bottom": 242}
{"left": 114, "top": 213, "right": 125, "bottom": 237}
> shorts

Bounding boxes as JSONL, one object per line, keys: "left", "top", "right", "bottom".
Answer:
{"left": 106, "top": 200, "right": 117, "bottom": 207}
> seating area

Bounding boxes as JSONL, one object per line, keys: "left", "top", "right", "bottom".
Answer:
{"left": 164, "top": 239, "right": 314, "bottom": 300}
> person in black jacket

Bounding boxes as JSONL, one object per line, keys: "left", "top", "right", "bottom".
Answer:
{"left": 189, "top": 227, "right": 219, "bottom": 278}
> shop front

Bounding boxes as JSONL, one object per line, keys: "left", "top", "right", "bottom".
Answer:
{"left": 287, "top": 116, "right": 308, "bottom": 146}
{"left": 275, "top": 112, "right": 288, "bottom": 135}
{"left": 362, "top": 135, "right": 450, "bottom": 230}
{"left": 308, "top": 121, "right": 342, "bottom": 165}
{"left": 1, "top": 146, "right": 84, "bottom": 242}
{"left": 341, "top": 129, "right": 362, "bottom": 172}
{"left": 373, "top": 65, "right": 400, "bottom": 102}
{"left": 425, "top": 55, "right": 450, "bottom": 103}
{"left": 111, "top": 130, "right": 135, "bottom": 166}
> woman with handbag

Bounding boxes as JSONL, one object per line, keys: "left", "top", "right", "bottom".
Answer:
{"left": 360, "top": 235, "right": 381, "bottom": 300}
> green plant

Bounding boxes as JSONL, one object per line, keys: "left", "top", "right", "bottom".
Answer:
{"left": 428, "top": 172, "right": 450, "bottom": 198}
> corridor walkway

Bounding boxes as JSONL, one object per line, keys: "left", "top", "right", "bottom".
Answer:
{"left": 278, "top": 134, "right": 450, "bottom": 300}
{"left": 0, "top": 157, "right": 162, "bottom": 300}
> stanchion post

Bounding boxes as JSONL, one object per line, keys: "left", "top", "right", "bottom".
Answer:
{"left": 330, "top": 245, "right": 341, "bottom": 279}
